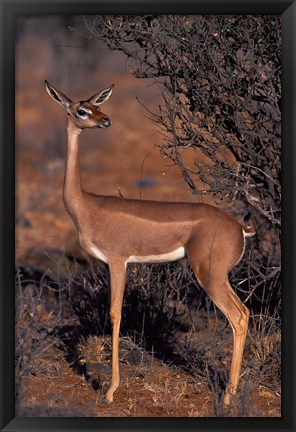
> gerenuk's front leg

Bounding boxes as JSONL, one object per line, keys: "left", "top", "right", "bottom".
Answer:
{"left": 104, "top": 260, "right": 126, "bottom": 403}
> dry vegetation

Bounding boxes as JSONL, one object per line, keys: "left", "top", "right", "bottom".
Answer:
{"left": 15, "top": 248, "right": 281, "bottom": 417}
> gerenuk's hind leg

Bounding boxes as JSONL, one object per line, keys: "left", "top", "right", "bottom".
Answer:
{"left": 189, "top": 259, "right": 249, "bottom": 405}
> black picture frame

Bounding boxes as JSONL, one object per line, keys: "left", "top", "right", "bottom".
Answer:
{"left": 1, "top": 1, "right": 295, "bottom": 431}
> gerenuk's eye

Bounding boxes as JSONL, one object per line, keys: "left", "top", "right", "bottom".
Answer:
{"left": 77, "top": 109, "right": 87, "bottom": 117}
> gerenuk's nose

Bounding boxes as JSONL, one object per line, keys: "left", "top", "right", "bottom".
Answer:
{"left": 104, "top": 118, "right": 112, "bottom": 128}
{"left": 100, "top": 116, "right": 112, "bottom": 128}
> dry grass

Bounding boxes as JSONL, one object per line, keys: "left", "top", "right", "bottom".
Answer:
{"left": 15, "top": 250, "right": 281, "bottom": 417}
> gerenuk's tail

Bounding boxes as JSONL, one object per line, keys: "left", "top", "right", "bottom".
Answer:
{"left": 243, "top": 225, "right": 256, "bottom": 237}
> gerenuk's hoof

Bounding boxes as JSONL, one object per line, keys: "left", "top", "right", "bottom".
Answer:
{"left": 223, "top": 392, "right": 231, "bottom": 406}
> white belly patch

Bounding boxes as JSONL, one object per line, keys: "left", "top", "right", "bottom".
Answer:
{"left": 127, "top": 246, "right": 186, "bottom": 264}
{"left": 85, "top": 244, "right": 186, "bottom": 266}
{"left": 88, "top": 245, "right": 108, "bottom": 264}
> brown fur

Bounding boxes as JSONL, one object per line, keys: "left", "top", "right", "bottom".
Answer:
{"left": 45, "top": 81, "right": 253, "bottom": 406}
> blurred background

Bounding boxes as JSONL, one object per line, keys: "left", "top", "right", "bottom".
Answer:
{"left": 15, "top": 15, "right": 197, "bottom": 263}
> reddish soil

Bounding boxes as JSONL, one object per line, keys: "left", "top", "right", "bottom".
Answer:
{"left": 17, "top": 326, "right": 280, "bottom": 417}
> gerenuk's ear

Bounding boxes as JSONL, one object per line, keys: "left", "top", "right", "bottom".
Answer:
{"left": 87, "top": 84, "right": 114, "bottom": 106}
{"left": 44, "top": 80, "right": 72, "bottom": 109}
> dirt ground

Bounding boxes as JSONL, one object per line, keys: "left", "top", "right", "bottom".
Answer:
{"left": 15, "top": 16, "right": 281, "bottom": 418}
{"left": 16, "top": 286, "right": 280, "bottom": 418}
{"left": 18, "top": 347, "right": 280, "bottom": 418}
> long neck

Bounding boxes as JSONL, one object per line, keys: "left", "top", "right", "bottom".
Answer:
{"left": 63, "top": 118, "right": 84, "bottom": 225}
